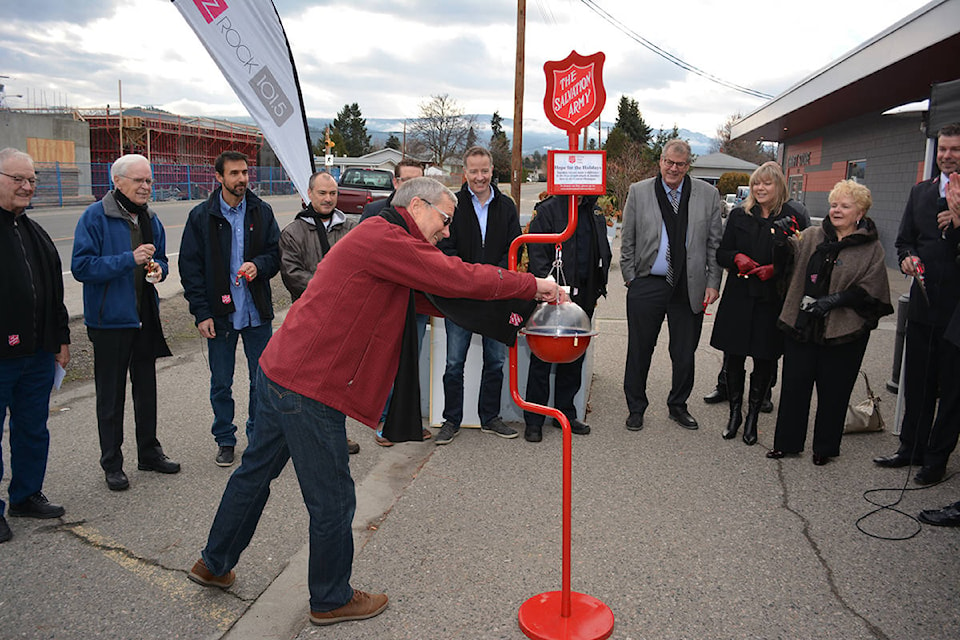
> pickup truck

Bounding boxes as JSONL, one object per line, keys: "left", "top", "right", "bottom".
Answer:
{"left": 336, "top": 167, "right": 393, "bottom": 215}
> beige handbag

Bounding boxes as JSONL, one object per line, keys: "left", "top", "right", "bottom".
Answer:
{"left": 844, "top": 371, "right": 884, "bottom": 433}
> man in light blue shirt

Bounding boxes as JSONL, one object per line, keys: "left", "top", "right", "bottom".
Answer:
{"left": 180, "top": 151, "right": 281, "bottom": 467}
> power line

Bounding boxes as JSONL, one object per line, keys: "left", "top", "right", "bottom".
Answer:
{"left": 577, "top": 0, "right": 774, "bottom": 100}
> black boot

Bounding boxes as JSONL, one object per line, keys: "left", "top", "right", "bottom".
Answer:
{"left": 722, "top": 367, "right": 745, "bottom": 440}
{"left": 704, "top": 356, "right": 729, "bottom": 404}
{"left": 742, "top": 375, "right": 762, "bottom": 446}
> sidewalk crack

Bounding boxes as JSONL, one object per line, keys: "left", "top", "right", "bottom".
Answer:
{"left": 774, "top": 464, "right": 891, "bottom": 640}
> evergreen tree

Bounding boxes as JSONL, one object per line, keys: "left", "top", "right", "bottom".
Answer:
{"left": 385, "top": 134, "right": 401, "bottom": 150}
{"left": 465, "top": 126, "right": 478, "bottom": 150}
{"left": 615, "top": 96, "right": 652, "bottom": 146}
{"left": 331, "top": 103, "right": 372, "bottom": 157}
{"left": 490, "top": 111, "right": 511, "bottom": 183}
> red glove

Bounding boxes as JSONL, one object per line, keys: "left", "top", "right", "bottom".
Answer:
{"left": 748, "top": 264, "right": 774, "bottom": 281}
{"left": 734, "top": 253, "right": 759, "bottom": 274}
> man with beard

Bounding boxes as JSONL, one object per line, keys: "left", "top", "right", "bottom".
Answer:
{"left": 180, "top": 151, "right": 281, "bottom": 467}
{"left": 279, "top": 170, "right": 359, "bottom": 454}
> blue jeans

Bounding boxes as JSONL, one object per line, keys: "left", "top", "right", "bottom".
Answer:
{"left": 0, "top": 350, "right": 55, "bottom": 516}
{"left": 378, "top": 313, "right": 428, "bottom": 425}
{"left": 207, "top": 322, "right": 273, "bottom": 446}
{"left": 202, "top": 368, "right": 356, "bottom": 612}
{"left": 442, "top": 319, "right": 505, "bottom": 426}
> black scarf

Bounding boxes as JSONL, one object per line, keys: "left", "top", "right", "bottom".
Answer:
{"left": 114, "top": 189, "right": 149, "bottom": 217}
{"left": 296, "top": 204, "right": 330, "bottom": 256}
{"left": 378, "top": 207, "right": 537, "bottom": 442}
{"left": 135, "top": 211, "right": 172, "bottom": 359}
{"left": 654, "top": 176, "right": 690, "bottom": 288}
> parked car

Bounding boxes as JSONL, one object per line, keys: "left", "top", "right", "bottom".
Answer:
{"left": 336, "top": 167, "right": 393, "bottom": 215}
{"left": 722, "top": 193, "right": 737, "bottom": 217}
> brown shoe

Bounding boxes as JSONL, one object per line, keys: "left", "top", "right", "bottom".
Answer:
{"left": 310, "top": 589, "right": 388, "bottom": 626}
{"left": 347, "top": 438, "right": 360, "bottom": 455}
{"left": 421, "top": 428, "right": 432, "bottom": 441}
{"left": 188, "top": 558, "right": 236, "bottom": 589}
{"left": 374, "top": 433, "right": 393, "bottom": 447}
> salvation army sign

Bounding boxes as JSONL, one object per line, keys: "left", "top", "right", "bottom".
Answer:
{"left": 543, "top": 51, "right": 606, "bottom": 135}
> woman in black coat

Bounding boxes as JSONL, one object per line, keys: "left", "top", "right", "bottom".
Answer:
{"left": 710, "top": 162, "right": 803, "bottom": 445}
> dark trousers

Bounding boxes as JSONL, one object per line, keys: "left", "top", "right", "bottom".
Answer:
{"left": 773, "top": 333, "right": 869, "bottom": 457}
{"left": 624, "top": 276, "right": 703, "bottom": 416}
{"left": 88, "top": 327, "right": 162, "bottom": 473}
{"left": 0, "top": 349, "right": 55, "bottom": 514}
{"left": 524, "top": 352, "right": 586, "bottom": 428}
{"left": 897, "top": 321, "right": 960, "bottom": 469}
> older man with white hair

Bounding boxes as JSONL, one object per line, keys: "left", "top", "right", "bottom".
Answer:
{"left": 0, "top": 148, "right": 70, "bottom": 542}
{"left": 72, "top": 154, "right": 179, "bottom": 492}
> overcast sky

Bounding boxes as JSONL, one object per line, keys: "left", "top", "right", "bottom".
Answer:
{"left": 0, "top": 0, "right": 934, "bottom": 138}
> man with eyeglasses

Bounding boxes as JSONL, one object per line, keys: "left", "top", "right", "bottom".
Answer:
{"left": 0, "top": 148, "right": 70, "bottom": 541}
{"left": 72, "top": 153, "right": 179, "bottom": 491}
{"left": 180, "top": 151, "right": 281, "bottom": 468}
{"left": 621, "top": 139, "right": 723, "bottom": 432}
{"left": 434, "top": 146, "right": 522, "bottom": 444}
{"left": 188, "top": 177, "right": 564, "bottom": 626}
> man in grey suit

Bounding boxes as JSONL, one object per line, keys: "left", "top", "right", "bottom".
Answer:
{"left": 620, "top": 139, "right": 723, "bottom": 431}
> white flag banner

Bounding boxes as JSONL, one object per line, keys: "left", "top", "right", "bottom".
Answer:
{"left": 173, "top": 0, "right": 313, "bottom": 201}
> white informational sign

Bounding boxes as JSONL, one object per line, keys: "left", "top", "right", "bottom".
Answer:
{"left": 173, "top": 0, "right": 313, "bottom": 201}
{"left": 547, "top": 150, "right": 607, "bottom": 195}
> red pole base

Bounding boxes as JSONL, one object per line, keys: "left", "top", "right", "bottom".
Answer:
{"left": 518, "top": 591, "right": 614, "bottom": 640}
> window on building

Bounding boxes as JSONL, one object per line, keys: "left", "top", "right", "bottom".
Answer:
{"left": 847, "top": 159, "right": 866, "bottom": 183}
{"left": 788, "top": 175, "right": 804, "bottom": 203}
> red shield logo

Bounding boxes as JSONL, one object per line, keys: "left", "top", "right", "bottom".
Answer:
{"left": 544, "top": 51, "right": 606, "bottom": 134}
{"left": 221, "top": 294, "right": 232, "bottom": 305}
{"left": 8, "top": 334, "right": 20, "bottom": 346}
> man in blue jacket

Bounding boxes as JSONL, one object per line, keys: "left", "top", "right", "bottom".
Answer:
{"left": 73, "top": 154, "right": 179, "bottom": 492}
{"left": 180, "top": 151, "right": 281, "bottom": 467}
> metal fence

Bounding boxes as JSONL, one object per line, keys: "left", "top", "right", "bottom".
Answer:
{"left": 30, "top": 161, "right": 297, "bottom": 208}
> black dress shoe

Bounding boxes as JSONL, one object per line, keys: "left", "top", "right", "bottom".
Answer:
{"left": 914, "top": 466, "right": 945, "bottom": 485}
{"left": 551, "top": 418, "right": 591, "bottom": 435}
{"left": 625, "top": 413, "right": 644, "bottom": 431}
{"left": 524, "top": 425, "right": 542, "bottom": 442}
{"left": 759, "top": 398, "right": 774, "bottom": 414}
{"left": 138, "top": 454, "right": 181, "bottom": 474}
{"left": 918, "top": 501, "right": 960, "bottom": 527}
{"left": 873, "top": 452, "right": 916, "bottom": 468}
{"left": 766, "top": 449, "right": 786, "bottom": 459}
{"left": 9, "top": 491, "right": 66, "bottom": 518}
{"left": 812, "top": 453, "right": 830, "bottom": 466}
{"left": 668, "top": 407, "right": 699, "bottom": 430}
{"left": 106, "top": 470, "right": 130, "bottom": 491}
{"left": 703, "top": 386, "right": 727, "bottom": 404}
{"left": 0, "top": 515, "right": 12, "bottom": 543}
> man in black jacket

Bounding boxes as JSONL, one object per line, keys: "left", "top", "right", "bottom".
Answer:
{"left": 0, "top": 148, "right": 70, "bottom": 542}
{"left": 435, "top": 146, "right": 521, "bottom": 444}
{"left": 874, "top": 123, "right": 960, "bottom": 484}
{"left": 523, "top": 195, "right": 612, "bottom": 442}
{"left": 180, "top": 151, "right": 281, "bottom": 467}
{"left": 359, "top": 159, "right": 423, "bottom": 222}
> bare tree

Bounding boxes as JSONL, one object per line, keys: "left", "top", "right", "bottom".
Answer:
{"left": 606, "top": 140, "right": 658, "bottom": 211}
{"left": 713, "top": 113, "right": 776, "bottom": 164}
{"left": 410, "top": 94, "right": 475, "bottom": 166}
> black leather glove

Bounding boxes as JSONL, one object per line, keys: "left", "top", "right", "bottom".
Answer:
{"left": 771, "top": 215, "right": 799, "bottom": 243}
{"left": 807, "top": 289, "right": 858, "bottom": 317}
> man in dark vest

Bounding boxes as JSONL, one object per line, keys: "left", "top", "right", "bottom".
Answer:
{"left": 180, "top": 151, "right": 280, "bottom": 467}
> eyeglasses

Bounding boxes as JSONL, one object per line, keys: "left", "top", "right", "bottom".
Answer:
{"left": 120, "top": 175, "right": 153, "bottom": 186}
{"left": 422, "top": 199, "right": 453, "bottom": 226}
{"left": 0, "top": 172, "right": 38, "bottom": 187}
{"left": 660, "top": 159, "right": 689, "bottom": 169}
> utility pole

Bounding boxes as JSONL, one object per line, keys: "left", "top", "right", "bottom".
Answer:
{"left": 511, "top": 0, "right": 526, "bottom": 206}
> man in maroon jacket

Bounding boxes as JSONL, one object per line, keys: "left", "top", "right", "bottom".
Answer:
{"left": 188, "top": 177, "right": 563, "bottom": 627}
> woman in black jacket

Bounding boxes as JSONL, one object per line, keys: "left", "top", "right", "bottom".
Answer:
{"left": 710, "top": 162, "right": 803, "bottom": 445}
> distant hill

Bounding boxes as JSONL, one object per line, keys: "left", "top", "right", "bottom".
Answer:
{"left": 218, "top": 114, "right": 715, "bottom": 156}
